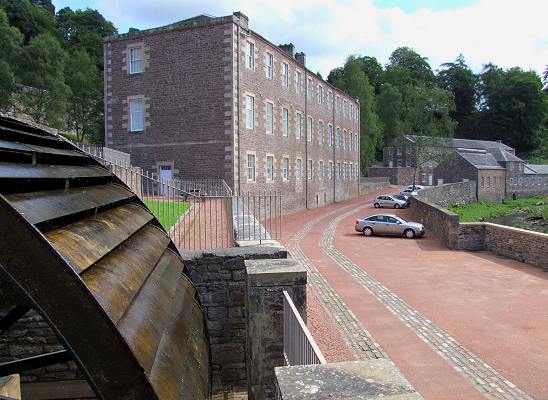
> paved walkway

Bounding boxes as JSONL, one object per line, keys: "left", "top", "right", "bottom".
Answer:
{"left": 282, "top": 190, "right": 548, "bottom": 400}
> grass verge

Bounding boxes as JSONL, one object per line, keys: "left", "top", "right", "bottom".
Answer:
{"left": 142, "top": 199, "right": 190, "bottom": 230}
{"left": 448, "top": 195, "right": 547, "bottom": 222}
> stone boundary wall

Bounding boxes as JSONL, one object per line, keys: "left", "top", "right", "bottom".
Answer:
{"left": 411, "top": 197, "right": 460, "bottom": 249}
{"left": 366, "top": 167, "right": 414, "bottom": 185}
{"left": 359, "top": 181, "right": 390, "bottom": 196}
{"left": 416, "top": 181, "right": 477, "bottom": 207}
{"left": 179, "top": 245, "right": 288, "bottom": 395}
{"left": 413, "top": 198, "right": 548, "bottom": 270}
{"left": 458, "top": 223, "right": 548, "bottom": 270}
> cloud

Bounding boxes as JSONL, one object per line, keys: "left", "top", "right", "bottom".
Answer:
{"left": 90, "top": 0, "right": 547, "bottom": 77}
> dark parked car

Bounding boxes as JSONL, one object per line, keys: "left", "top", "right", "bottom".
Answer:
{"left": 393, "top": 194, "right": 411, "bottom": 207}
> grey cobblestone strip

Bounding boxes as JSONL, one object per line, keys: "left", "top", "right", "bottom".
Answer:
{"left": 288, "top": 202, "right": 387, "bottom": 360}
{"left": 320, "top": 207, "right": 532, "bottom": 400}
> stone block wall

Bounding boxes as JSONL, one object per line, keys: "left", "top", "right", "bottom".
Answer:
{"left": 366, "top": 166, "right": 414, "bottom": 185}
{"left": 180, "top": 245, "right": 288, "bottom": 395}
{"left": 416, "top": 181, "right": 476, "bottom": 207}
{"left": 411, "top": 197, "right": 460, "bottom": 249}
{"left": 457, "top": 223, "right": 486, "bottom": 250}
{"left": 359, "top": 181, "right": 390, "bottom": 196}
{"left": 246, "top": 259, "right": 307, "bottom": 400}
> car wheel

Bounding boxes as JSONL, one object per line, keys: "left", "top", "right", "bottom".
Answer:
{"left": 404, "top": 229, "right": 415, "bottom": 239}
{"left": 363, "top": 227, "right": 373, "bottom": 236}
{"left": 374, "top": 203, "right": 380, "bottom": 208}
{"left": 394, "top": 204, "right": 400, "bottom": 209}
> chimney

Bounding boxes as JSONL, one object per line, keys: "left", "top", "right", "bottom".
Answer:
{"left": 278, "top": 43, "right": 295, "bottom": 57}
{"left": 233, "top": 11, "right": 249, "bottom": 30}
{"left": 295, "top": 52, "right": 306, "bottom": 67}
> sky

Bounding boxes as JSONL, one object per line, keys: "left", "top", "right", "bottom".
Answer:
{"left": 52, "top": 0, "right": 548, "bottom": 78}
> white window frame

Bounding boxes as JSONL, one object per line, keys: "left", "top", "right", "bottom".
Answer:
{"left": 295, "top": 113, "right": 302, "bottom": 140}
{"left": 307, "top": 77, "right": 313, "bottom": 98}
{"left": 349, "top": 131, "right": 353, "bottom": 150}
{"left": 336, "top": 127, "right": 341, "bottom": 148}
{"left": 307, "top": 116, "right": 312, "bottom": 142}
{"left": 266, "top": 156, "right": 274, "bottom": 182}
{"left": 283, "top": 157, "right": 289, "bottom": 181}
{"left": 265, "top": 52, "right": 273, "bottom": 79}
{"left": 319, "top": 160, "right": 324, "bottom": 180}
{"left": 350, "top": 163, "right": 353, "bottom": 180}
{"left": 129, "top": 98, "right": 144, "bottom": 132}
{"left": 266, "top": 102, "right": 273, "bottom": 134}
{"left": 282, "top": 63, "right": 289, "bottom": 87}
{"left": 247, "top": 153, "right": 256, "bottom": 182}
{"left": 296, "top": 71, "right": 302, "bottom": 94}
{"left": 245, "top": 41, "right": 254, "bottom": 70}
{"left": 307, "top": 159, "right": 313, "bottom": 180}
{"left": 129, "top": 46, "right": 144, "bottom": 74}
{"left": 318, "top": 121, "right": 323, "bottom": 145}
{"left": 337, "top": 162, "right": 341, "bottom": 179}
{"left": 328, "top": 91, "right": 333, "bottom": 110}
{"left": 246, "top": 95, "right": 254, "bottom": 129}
{"left": 328, "top": 124, "right": 333, "bottom": 147}
{"left": 328, "top": 161, "right": 333, "bottom": 180}
{"left": 296, "top": 158, "right": 302, "bottom": 180}
{"left": 282, "top": 107, "right": 289, "bottom": 137}
{"left": 318, "top": 85, "right": 323, "bottom": 104}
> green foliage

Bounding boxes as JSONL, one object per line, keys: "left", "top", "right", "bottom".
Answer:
{"left": 376, "top": 83, "right": 401, "bottom": 146}
{"left": 448, "top": 195, "right": 547, "bottom": 222}
{"left": 0, "top": 60, "right": 15, "bottom": 108}
{"left": 65, "top": 49, "right": 101, "bottom": 141}
{"left": 15, "top": 32, "right": 69, "bottom": 126}
{"left": 0, "top": 9, "right": 23, "bottom": 106}
{"left": 385, "top": 47, "right": 435, "bottom": 87}
{"left": 0, "top": 0, "right": 54, "bottom": 42}
{"left": 330, "top": 56, "right": 382, "bottom": 170}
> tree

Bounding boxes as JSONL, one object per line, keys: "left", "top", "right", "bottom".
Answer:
{"left": 357, "top": 55, "right": 383, "bottom": 94}
{"left": 55, "top": 7, "right": 117, "bottom": 69}
{"left": 64, "top": 49, "right": 101, "bottom": 142}
{"left": 0, "top": 9, "right": 23, "bottom": 107}
{"left": 376, "top": 83, "right": 402, "bottom": 146}
{"left": 384, "top": 46, "right": 435, "bottom": 87}
{"left": 327, "top": 66, "right": 345, "bottom": 89}
{"left": 478, "top": 65, "right": 546, "bottom": 154}
{"left": 15, "top": 32, "right": 69, "bottom": 126}
{"left": 0, "top": 0, "right": 54, "bottom": 42}
{"left": 405, "top": 134, "right": 455, "bottom": 189}
{"left": 437, "top": 54, "right": 478, "bottom": 138}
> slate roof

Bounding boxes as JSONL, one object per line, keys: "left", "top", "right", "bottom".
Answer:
{"left": 486, "top": 147, "right": 523, "bottom": 163}
{"left": 524, "top": 164, "right": 548, "bottom": 175}
{"left": 458, "top": 151, "right": 505, "bottom": 170}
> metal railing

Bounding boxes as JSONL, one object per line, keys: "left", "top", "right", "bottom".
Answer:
{"left": 283, "top": 291, "right": 326, "bottom": 367}
{"left": 70, "top": 142, "right": 282, "bottom": 249}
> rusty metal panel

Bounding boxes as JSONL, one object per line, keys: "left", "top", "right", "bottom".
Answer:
{"left": 81, "top": 225, "right": 170, "bottom": 323}
{"left": 149, "top": 278, "right": 210, "bottom": 400}
{"left": 46, "top": 204, "right": 153, "bottom": 273}
{"left": 5, "top": 184, "right": 134, "bottom": 225}
{"left": 0, "top": 139, "right": 87, "bottom": 157}
{"left": 0, "top": 162, "right": 110, "bottom": 179}
{"left": 117, "top": 249, "right": 184, "bottom": 374}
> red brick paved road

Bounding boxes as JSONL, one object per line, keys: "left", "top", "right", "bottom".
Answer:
{"left": 282, "top": 189, "right": 547, "bottom": 400}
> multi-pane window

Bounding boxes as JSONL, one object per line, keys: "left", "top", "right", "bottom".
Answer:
{"left": 266, "top": 102, "right": 273, "bottom": 134}
{"left": 355, "top": 133, "right": 358, "bottom": 151}
{"left": 129, "top": 99, "right": 144, "bottom": 132}
{"left": 350, "top": 163, "right": 353, "bottom": 180}
{"left": 328, "top": 91, "right": 333, "bottom": 110}
{"left": 129, "top": 47, "right": 144, "bottom": 74}
{"left": 350, "top": 104, "right": 353, "bottom": 120}
{"left": 307, "top": 116, "right": 312, "bottom": 142}
{"left": 247, "top": 154, "right": 255, "bottom": 181}
{"left": 336, "top": 127, "right": 341, "bottom": 148}
{"left": 266, "top": 156, "right": 274, "bottom": 182}
{"left": 307, "top": 159, "right": 313, "bottom": 180}
{"left": 343, "top": 100, "right": 347, "bottom": 117}
{"left": 296, "top": 159, "right": 302, "bottom": 180}
{"left": 318, "top": 122, "right": 324, "bottom": 145}
{"left": 349, "top": 131, "right": 353, "bottom": 150}
{"left": 295, "top": 113, "right": 302, "bottom": 140}
{"left": 328, "top": 124, "right": 333, "bottom": 146}
{"left": 282, "top": 108, "right": 289, "bottom": 136}
{"left": 336, "top": 96, "right": 341, "bottom": 113}
{"left": 246, "top": 95, "right": 254, "bottom": 129}
{"left": 343, "top": 130, "right": 347, "bottom": 149}
{"left": 328, "top": 161, "right": 333, "bottom": 180}
{"left": 283, "top": 157, "right": 289, "bottom": 181}
{"left": 307, "top": 78, "right": 312, "bottom": 98}
{"left": 344, "top": 162, "right": 347, "bottom": 180}
{"left": 296, "top": 71, "right": 302, "bottom": 93}
{"left": 319, "top": 160, "right": 324, "bottom": 180}
{"left": 245, "top": 41, "right": 254, "bottom": 69}
{"left": 318, "top": 85, "right": 323, "bottom": 104}
{"left": 265, "top": 52, "right": 273, "bottom": 78}
{"left": 337, "top": 162, "right": 341, "bottom": 179}
{"left": 282, "top": 63, "right": 289, "bottom": 87}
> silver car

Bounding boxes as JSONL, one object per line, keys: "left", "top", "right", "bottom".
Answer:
{"left": 355, "top": 214, "right": 425, "bottom": 238}
{"left": 373, "top": 195, "right": 408, "bottom": 209}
